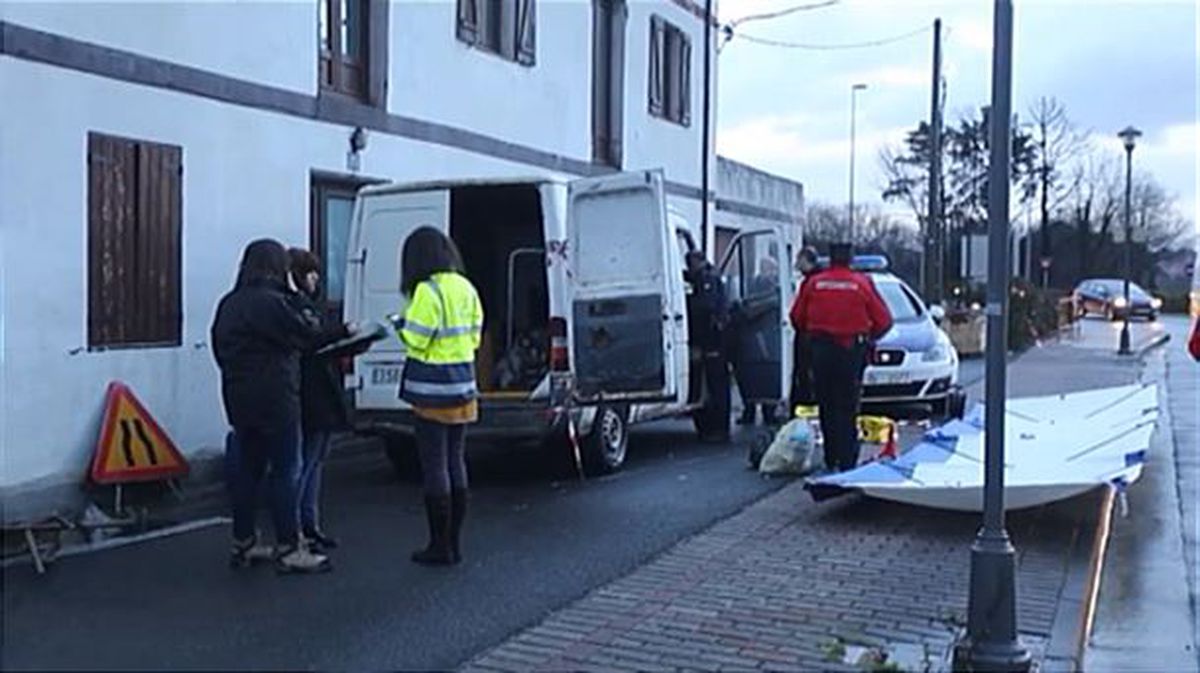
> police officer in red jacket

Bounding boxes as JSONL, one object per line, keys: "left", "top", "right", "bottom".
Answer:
{"left": 790, "top": 243, "right": 894, "bottom": 472}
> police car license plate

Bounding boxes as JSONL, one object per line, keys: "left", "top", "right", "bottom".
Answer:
{"left": 866, "top": 370, "right": 910, "bottom": 386}
{"left": 370, "top": 365, "right": 403, "bottom": 386}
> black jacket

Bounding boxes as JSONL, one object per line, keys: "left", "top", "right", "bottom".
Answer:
{"left": 685, "top": 263, "right": 729, "bottom": 350}
{"left": 291, "top": 292, "right": 352, "bottom": 433}
{"left": 211, "top": 279, "right": 328, "bottom": 431}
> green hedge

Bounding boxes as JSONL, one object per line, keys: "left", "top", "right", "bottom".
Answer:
{"left": 944, "top": 280, "right": 1067, "bottom": 352}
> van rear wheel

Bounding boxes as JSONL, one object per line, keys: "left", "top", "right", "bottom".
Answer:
{"left": 582, "top": 405, "right": 629, "bottom": 475}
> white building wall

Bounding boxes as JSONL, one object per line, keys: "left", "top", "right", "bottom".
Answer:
{"left": 0, "top": 0, "right": 720, "bottom": 516}
{"left": 621, "top": 1, "right": 706, "bottom": 193}
{"left": 714, "top": 157, "right": 805, "bottom": 252}
{"left": 392, "top": 1, "right": 592, "bottom": 161}
{"left": 0, "top": 0, "right": 317, "bottom": 93}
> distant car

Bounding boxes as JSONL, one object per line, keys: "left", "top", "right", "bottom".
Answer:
{"left": 1073, "top": 278, "right": 1161, "bottom": 321}
{"left": 816, "top": 255, "right": 965, "bottom": 418}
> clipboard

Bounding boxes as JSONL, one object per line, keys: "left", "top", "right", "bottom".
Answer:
{"left": 315, "top": 322, "right": 389, "bottom": 357}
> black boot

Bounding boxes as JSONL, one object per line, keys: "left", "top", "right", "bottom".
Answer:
{"left": 412, "top": 495, "right": 455, "bottom": 566}
{"left": 449, "top": 489, "right": 468, "bottom": 564}
{"left": 762, "top": 405, "right": 779, "bottom": 426}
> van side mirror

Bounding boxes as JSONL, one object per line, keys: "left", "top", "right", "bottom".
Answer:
{"left": 929, "top": 305, "right": 946, "bottom": 324}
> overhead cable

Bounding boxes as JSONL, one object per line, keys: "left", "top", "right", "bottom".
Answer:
{"left": 734, "top": 24, "right": 931, "bottom": 50}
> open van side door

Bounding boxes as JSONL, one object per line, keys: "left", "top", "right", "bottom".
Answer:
{"left": 344, "top": 188, "right": 450, "bottom": 411}
{"left": 719, "top": 228, "right": 793, "bottom": 406}
{"left": 567, "top": 170, "right": 679, "bottom": 403}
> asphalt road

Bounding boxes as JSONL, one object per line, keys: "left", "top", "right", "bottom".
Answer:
{"left": 0, "top": 335, "right": 1062, "bottom": 671}
{"left": 2, "top": 421, "right": 789, "bottom": 671}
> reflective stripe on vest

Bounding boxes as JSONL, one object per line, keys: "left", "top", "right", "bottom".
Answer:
{"left": 401, "top": 358, "right": 477, "bottom": 408}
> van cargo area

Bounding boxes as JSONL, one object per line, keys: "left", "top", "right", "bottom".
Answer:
{"left": 450, "top": 184, "right": 549, "bottom": 396}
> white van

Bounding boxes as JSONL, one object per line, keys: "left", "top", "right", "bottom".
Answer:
{"left": 342, "top": 169, "right": 794, "bottom": 475}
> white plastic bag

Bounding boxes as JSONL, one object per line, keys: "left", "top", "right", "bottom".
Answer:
{"left": 758, "top": 419, "right": 824, "bottom": 476}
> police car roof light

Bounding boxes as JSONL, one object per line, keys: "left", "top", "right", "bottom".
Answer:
{"left": 815, "top": 254, "right": 890, "bottom": 272}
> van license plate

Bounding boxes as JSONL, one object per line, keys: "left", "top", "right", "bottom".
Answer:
{"left": 371, "top": 366, "right": 402, "bottom": 386}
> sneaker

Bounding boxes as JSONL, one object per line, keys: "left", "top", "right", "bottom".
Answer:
{"left": 229, "top": 536, "right": 272, "bottom": 569}
{"left": 303, "top": 530, "right": 339, "bottom": 552}
{"left": 275, "top": 544, "right": 332, "bottom": 575}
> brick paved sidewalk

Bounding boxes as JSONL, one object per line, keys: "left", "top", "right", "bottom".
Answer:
{"left": 465, "top": 481, "right": 1101, "bottom": 672}
{"left": 466, "top": 341, "right": 1139, "bottom": 673}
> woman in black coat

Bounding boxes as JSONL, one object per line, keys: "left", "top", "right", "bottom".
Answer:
{"left": 211, "top": 239, "right": 344, "bottom": 574}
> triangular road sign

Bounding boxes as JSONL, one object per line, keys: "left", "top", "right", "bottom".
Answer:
{"left": 91, "top": 382, "right": 189, "bottom": 484}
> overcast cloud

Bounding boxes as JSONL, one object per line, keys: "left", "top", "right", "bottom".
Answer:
{"left": 715, "top": 0, "right": 1199, "bottom": 236}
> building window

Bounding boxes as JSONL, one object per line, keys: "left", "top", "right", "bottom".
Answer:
{"left": 87, "top": 133, "right": 183, "bottom": 349}
{"left": 319, "top": 0, "right": 388, "bottom": 106}
{"left": 592, "top": 0, "right": 626, "bottom": 167}
{"left": 311, "top": 177, "right": 368, "bottom": 320}
{"left": 648, "top": 15, "right": 691, "bottom": 126}
{"left": 456, "top": 0, "right": 537, "bottom": 66}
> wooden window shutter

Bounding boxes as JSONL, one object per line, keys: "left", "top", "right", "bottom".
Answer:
{"left": 648, "top": 16, "right": 664, "bottom": 117}
{"left": 609, "top": 0, "right": 627, "bottom": 165}
{"left": 679, "top": 33, "right": 692, "bottom": 126}
{"left": 87, "top": 133, "right": 182, "bottom": 349}
{"left": 367, "top": 0, "right": 389, "bottom": 108}
{"left": 136, "top": 142, "right": 183, "bottom": 345}
{"left": 591, "top": 0, "right": 610, "bottom": 161}
{"left": 88, "top": 134, "right": 138, "bottom": 347}
{"left": 457, "top": 0, "right": 479, "bottom": 44}
{"left": 515, "top": 0, "right": 536, "bottom": 65}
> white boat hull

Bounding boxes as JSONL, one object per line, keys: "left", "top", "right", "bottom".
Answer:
{"left": 805, "top": 384, "right": 1157, "bottom": 512}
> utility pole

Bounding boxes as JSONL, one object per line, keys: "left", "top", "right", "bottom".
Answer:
{"left": 848, "top": 83, "right": 867, "bottom": 243}
{"left": 960, "top": 1, "right": 1031, "bottom": 670}
{"left": 925, "top": 18, "right": 943, "bottom": 303}
{"left": 701, "top": 0, "right": 713, "bottom": 256}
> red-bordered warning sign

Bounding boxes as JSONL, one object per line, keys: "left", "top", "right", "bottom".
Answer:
{"left": 91, "top": 382, "right": 189, "bottom": 484}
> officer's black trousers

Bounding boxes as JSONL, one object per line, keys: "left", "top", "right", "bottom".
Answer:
{"left": 700, "top": 349, "right": 731, "bottom": 440}
{"left": 811, "top": 336, "right": 868, "bottom": 472}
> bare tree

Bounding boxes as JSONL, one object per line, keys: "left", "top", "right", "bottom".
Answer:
{"left": 1130, "top": 173, "right": 1192, "bottom": 252}
{"left": 1028, "top": 97, "right": 1087, "bottom": 275}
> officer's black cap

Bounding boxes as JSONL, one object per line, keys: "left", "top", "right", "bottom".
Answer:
{"left": 830, "top": 242, "right": 854, "bottom": 264}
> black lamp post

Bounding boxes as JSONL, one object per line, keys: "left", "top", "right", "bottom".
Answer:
{"left": 959, "top": 1, "right": 1032, "bottom": 670}
{"left": 1117, "top": 126, "right": 1141, "bottom": 356}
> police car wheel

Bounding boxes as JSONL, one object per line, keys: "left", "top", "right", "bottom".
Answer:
{"left": 382, "top": 433, "right": 421, "bottom": 481}
{"left": 582, "top": 406, "right": 629, "bottom": 475}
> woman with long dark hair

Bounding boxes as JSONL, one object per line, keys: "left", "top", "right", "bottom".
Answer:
{"left": 288, "top": 248, "right": 358, "bottom": 552}
{"left": 395, "top": 227, "right": 483, "bottom": 566}
{"left": 211, "top": 239, "right": 335, "bottom": 574}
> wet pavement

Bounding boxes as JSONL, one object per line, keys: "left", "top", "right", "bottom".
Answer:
{"left": 1, "top": 423, "right": 788, "bottom": 670}
{"left": 1086, "top": 315, "right": 1199, "bottom": 672}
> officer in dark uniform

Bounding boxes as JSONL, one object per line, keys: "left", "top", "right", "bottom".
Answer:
{"left": 790, "top": 243, "right": 893, "bottom": 472}
{"left": 685, "top": 251, "right": 731, "bottom": 443}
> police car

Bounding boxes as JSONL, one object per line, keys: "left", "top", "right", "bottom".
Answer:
{"left": 818, "top": 255, "right": 965, "bottom": 418}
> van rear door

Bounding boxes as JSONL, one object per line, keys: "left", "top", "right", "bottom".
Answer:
{"left": 344, "top": 188, "right": 450, "bottom": 411}
{"left": 567, "top": 170, "right": 678, "bottom": 403}
{"left": 719, "top": 228, "right": 792, "bottom": 406}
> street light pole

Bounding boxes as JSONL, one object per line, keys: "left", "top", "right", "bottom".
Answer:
{"left": 848, "top": 83, "right": 867, "bottom": 242}
{"left": 926, "top": 18, "right": 944, "bottom": 304}
{"left": 960, "top": 1, "right": 1031, "bottom": 670}
{"left": 1117, "top": 126, "right": 1141, "bottom": 356}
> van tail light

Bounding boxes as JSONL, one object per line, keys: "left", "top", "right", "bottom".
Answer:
{"left": 549, "top": 317, "right": 570, "bottom": 372}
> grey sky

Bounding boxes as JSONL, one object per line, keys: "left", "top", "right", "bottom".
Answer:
{"left": 715, "top": 0, "right": 1199, "bottom": 236}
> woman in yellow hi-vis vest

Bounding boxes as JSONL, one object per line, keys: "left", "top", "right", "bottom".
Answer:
{"left": 396, "top": 227, "right": 484, "bottom": 566}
